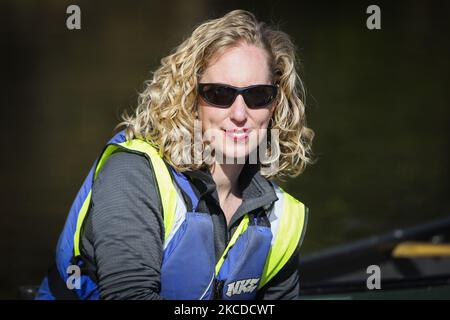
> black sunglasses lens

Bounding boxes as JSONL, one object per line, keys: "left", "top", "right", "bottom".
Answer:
{"left": 244, "top": 86, "right": 277, "bottom": 108}
{"left": 199, "top": 84, "right": 277, "bottom": 108}
{"left": 201, "top": 85, "right": 236, "bottom": 107}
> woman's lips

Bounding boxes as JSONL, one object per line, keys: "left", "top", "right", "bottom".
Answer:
{"left": 224, "top": 128, "right": 250, "bottom": 141}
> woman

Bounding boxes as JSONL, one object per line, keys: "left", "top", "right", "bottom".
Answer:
{"left": 36, "top": 9, "right": 314, "bottom": 300}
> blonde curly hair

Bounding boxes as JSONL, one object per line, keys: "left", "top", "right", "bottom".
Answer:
{"left": 118, "top": 9, "right": 314, "bottom": 179}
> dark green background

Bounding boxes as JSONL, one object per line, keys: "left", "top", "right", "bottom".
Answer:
{"left": 1, "top": 0, "right": 449, "bottom": 299}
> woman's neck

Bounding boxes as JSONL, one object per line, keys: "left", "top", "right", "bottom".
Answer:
{"left": 210, "top": 163, "right": 244, "bottom": 201}
{"left": 210, "top": 162, "right": 244, "bottom": 224}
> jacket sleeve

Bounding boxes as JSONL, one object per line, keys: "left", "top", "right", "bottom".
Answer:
{"left": 80, "top": 151, "right": 165, "bottom": 300}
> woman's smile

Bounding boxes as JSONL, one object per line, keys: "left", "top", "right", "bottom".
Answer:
{"left": 223, "top": 128, "right": 251, "bottom": 142}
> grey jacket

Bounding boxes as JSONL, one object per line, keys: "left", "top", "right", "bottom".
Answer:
{"left": 80, "top": 151, "right": 302, "bottom": 300}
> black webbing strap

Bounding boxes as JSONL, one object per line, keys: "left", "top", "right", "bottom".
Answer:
{"left": 47, "top": 262, "right": 79, "bottom": 300}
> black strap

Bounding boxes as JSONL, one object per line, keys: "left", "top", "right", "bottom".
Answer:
{"left": 248, "top": 210, "right": 271, "bottom": 227}
{"left": 47, "top": 262, "right": 79, "bottom": 300}
{"left": 47, "top": 254, "right": 99, "bottom": 300}
{"left": 213, "top": 279, "right": 225, "bottom": 300}
{"left": 74, "top": 254, "right": 99, "bottom": 284}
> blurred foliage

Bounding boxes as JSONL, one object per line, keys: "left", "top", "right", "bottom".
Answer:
{"left": 1, "top": 0, "right": 449, "bottom": 298}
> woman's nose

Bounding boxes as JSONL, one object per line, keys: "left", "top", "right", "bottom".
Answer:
{"left": 229, "top": 94, "right": 248, "bottom": 123}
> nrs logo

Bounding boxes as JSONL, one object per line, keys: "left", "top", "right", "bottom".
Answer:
{"left": 225, "top": 278, "right": 259, "bottom": 297}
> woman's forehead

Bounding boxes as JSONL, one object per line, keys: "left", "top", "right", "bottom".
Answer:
{"left": 201, "top": 43, "right": 271, "bottom": 85}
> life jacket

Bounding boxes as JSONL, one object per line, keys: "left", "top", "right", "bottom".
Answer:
{"left": 35, "top": 130, "right": 308, "bottom": 300}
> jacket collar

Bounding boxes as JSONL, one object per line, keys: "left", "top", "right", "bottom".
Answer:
{"left": 183, "top": 164, "right": 278, "bottom": 229}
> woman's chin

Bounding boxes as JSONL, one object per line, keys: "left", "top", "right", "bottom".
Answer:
{"left": 213, "top": 145, "right": 252, "bottom": 164}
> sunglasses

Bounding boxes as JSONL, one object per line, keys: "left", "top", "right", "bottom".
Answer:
{"left": 198, "top": 83, "right": 277, "bottom": 109}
